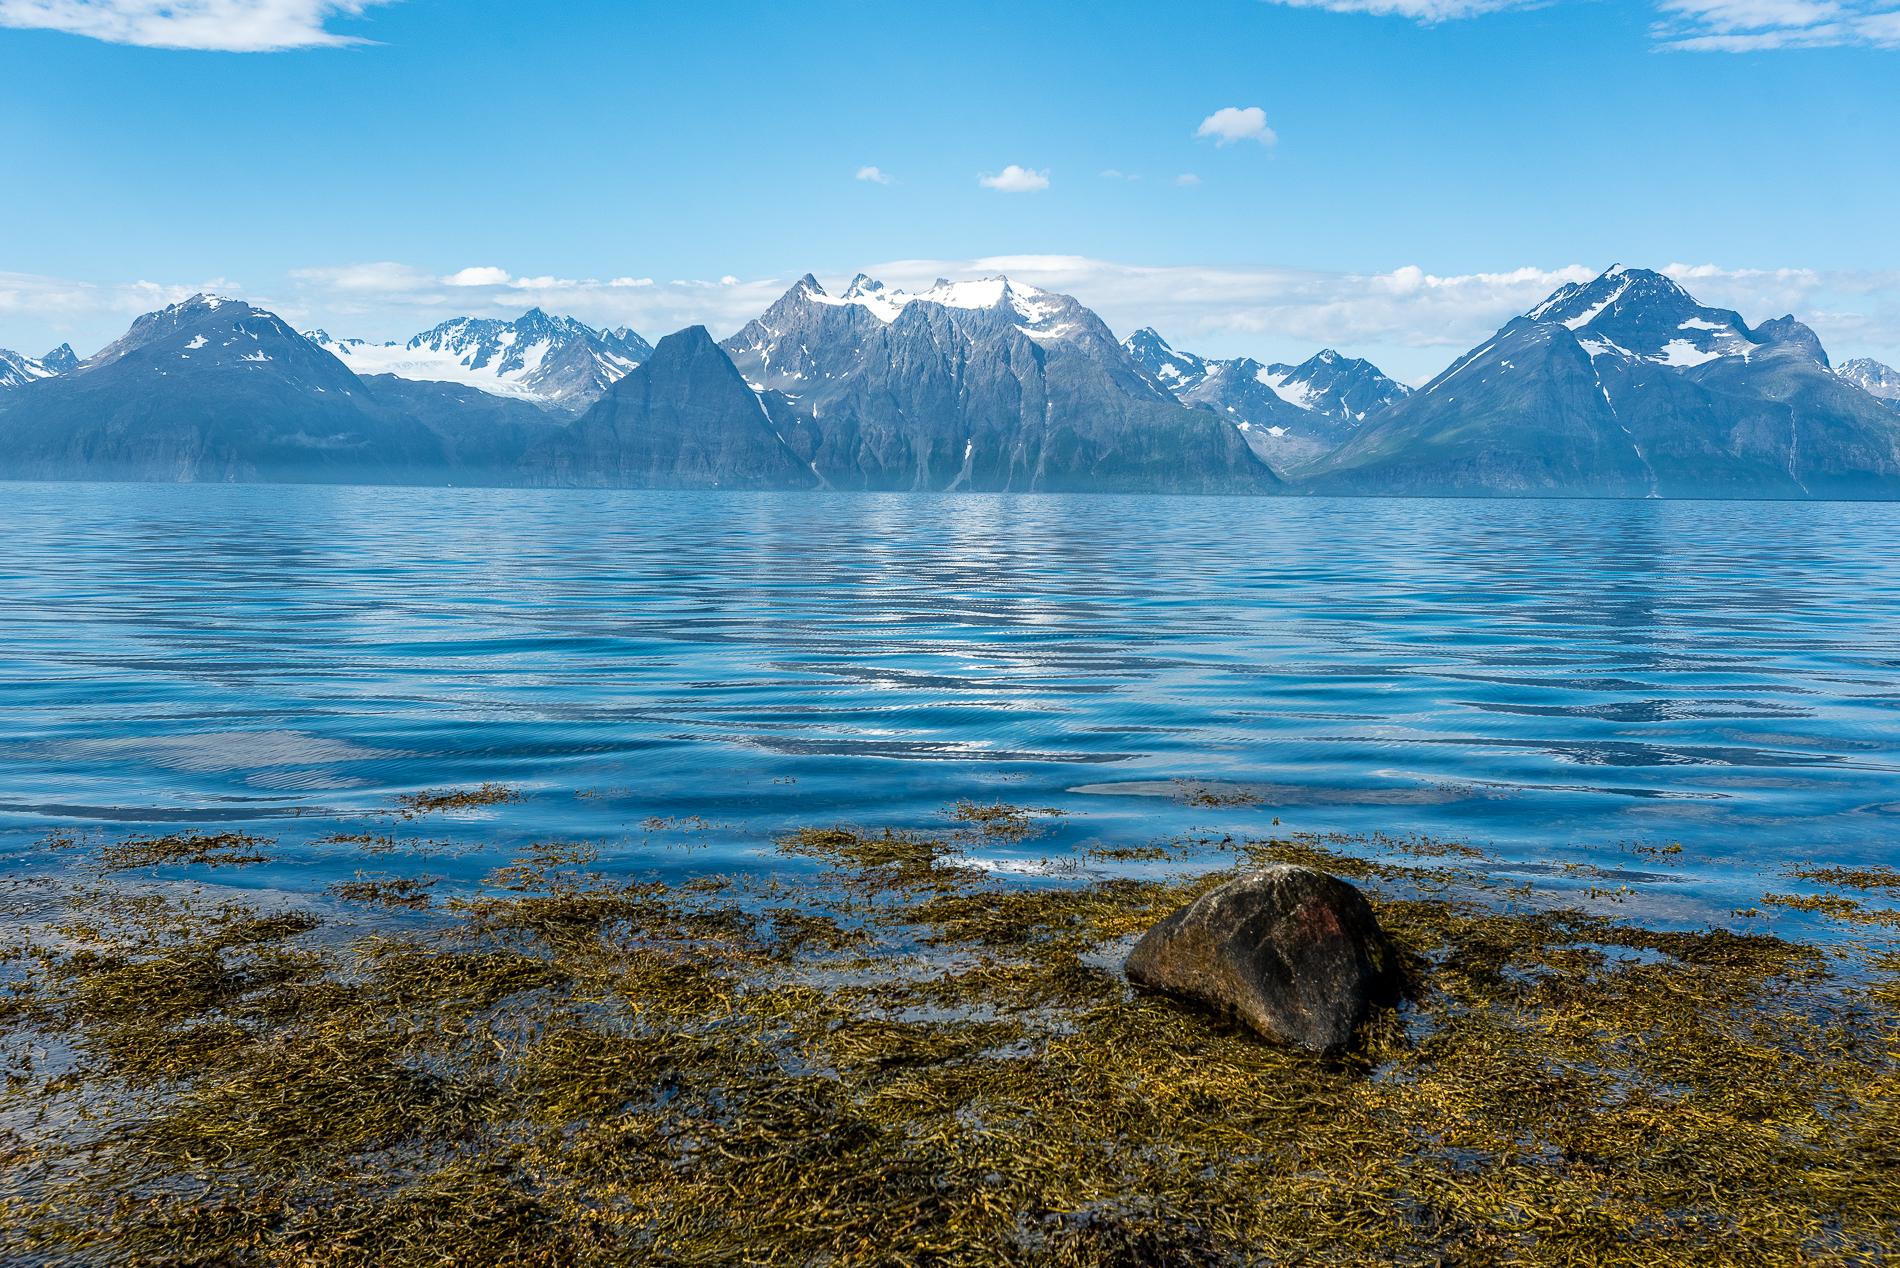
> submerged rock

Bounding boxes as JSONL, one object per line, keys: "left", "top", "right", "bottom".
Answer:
{"left": 1124, "top": 865, "right": 1400, "bottom": 1051}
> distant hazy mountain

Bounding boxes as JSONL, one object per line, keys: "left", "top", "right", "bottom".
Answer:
{"left": 307, "top": 310, "right": 652, "bottom": 416}
{"left": 0, "top": 343, "right": 79, "bottom": 389}
{"left": 716, "top": 275, "right": 1276, "bottom": 493}
{"left": 1301, "top": 266, "right": 1900, "bottom": 498}
{"left": 1122, "top": 329, "right": 1409, "bottom": 474}
{"left": 1838, "top": 358, "right": 1900, "bottom": 409}
{"left": 0, "top": 295, "right": 538, "bottom": 483}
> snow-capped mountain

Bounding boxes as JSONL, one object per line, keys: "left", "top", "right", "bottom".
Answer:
{"left": 1303, "top": 266, "right": 1900, "bottom": 498}
{"left": 1838, "top": 358, "right": 1900, "bottom": 408}
{"left": 1259, "top": 349, "right": 1412, "bottom": 421}
{"left": 729, "top": 273, "right": 1173, "bottom": 404}
{"left": 306, "top": 310, "right": 653, "bottom": 417}
{"left": 709, "top": 274, "right": 1272, "bottom": 493}
{"left": 1122, "top": 329, "right": 1409, "bottom": 474}
{"left": 0, "top": 294, "right": 441, "bottom": 482}
{"left": 0, "top": 344, "right": 77, "bottom": 389}
{"left": 0, "top": 294, "right": 559, "bottom": 483}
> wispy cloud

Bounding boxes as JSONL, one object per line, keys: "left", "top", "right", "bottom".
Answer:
{"left": 7, "top": 258, "right": 1899, "bottom": 384}
{"left": 978, "top": 165, "right": 1050, "bottom": 193}
{"left": 1259, "top": 0, "right": 1528, "bottom": 21}
{"left": 855, "top": 166, "right": 897, "bottom": 185}
{"left": 1652, "top": 0, "right": 1900, "bottom": 48}
{"left": 0, "top": 0, "right": 390, "bottom": 51}
{"left": 274, "top": 264, "right": 794, "bottom": 342}
{"left": 0, "top": 270, "right": 249, "bottom": 330}
{"left": 1259, "top": 0, "right": 1900, "bottom": 47}
{"left": 1175, "top": 174, "right": 1203, "bottom": 186}
{"left": 1195, "top": 107, "right": 1277, "bottom": 146}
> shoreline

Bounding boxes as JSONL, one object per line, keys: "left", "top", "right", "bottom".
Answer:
{"left": 3, "top": 798, "right": 1896, "bottom": 1265}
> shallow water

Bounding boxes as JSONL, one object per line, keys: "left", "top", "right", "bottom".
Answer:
{"left": 2, "top": 483, "right": 1896, "bottom": 927}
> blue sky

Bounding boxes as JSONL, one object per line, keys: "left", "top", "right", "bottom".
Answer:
{"left": 1, "top": 0, "right": 1896, "bottom": 381}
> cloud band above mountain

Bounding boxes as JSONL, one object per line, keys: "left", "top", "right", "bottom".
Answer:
{"left": 5, "top": 257, "right": 1897, "bottom": 385}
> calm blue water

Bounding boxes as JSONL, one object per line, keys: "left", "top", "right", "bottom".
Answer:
{"left": 3, "top": 483, "right": 1896, "bottom": 928}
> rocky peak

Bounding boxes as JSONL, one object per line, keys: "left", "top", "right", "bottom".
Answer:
{"left": 1122, "top": 327, "right": 1210, "bottom": 393}
{"left": 1521, "top": 265, "right": 1759, "bottom": 370}
{"left": 1752, "top": 315, "right": 1829, "bottom": 367}
{"left": 1838, "top": 357, "right": 1900, "bottom": 404}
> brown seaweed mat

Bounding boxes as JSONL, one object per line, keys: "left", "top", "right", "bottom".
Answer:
{"left": 0, "top": 809, "right": 1895, "bottom": 1266}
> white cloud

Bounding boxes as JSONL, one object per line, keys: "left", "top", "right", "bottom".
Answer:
{"left": 289, "top": 261, "right": 439, "bottom": 295}
{"left": 445, "top": 266, "right": 510, "bottom": 287}
{"left": 978, "top": 165, "right": 1050, "bottom": 193}
{"left": 1652, "top": 0, "right": 1900, "bottom": 48}
{"left": 8, "top": 257, "right": 1900, "bottom": 385}
{"left": 1261, "top": 0, "right": 1900, "bottom": 46}
{"left": 836, "top": 255, "right": 1900, "bottom": 381}
{"left": 1195, "top": 107, "right": 1278, "bottom": 147}
{"left": 1100, "top": 169, "right": 1124, "bottom": 179}
{"left": 0, "top": 0, "right": 390, "bottom": 51}
{"left": 1261, "top": 0, "right": 1526, "bottom": 21}
{"left": 1176, "top": 173, "right": 1203, "bottom": 186}
{"left": 855, "top": 166, "right": 897, "bottom": 185}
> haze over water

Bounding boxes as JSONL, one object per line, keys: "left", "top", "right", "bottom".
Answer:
{"left": 3, "top": 483, "right": 1896, "bottom": 928}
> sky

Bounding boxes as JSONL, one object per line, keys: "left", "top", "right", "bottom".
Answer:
{"left": 1, "top": 0, "right": 1896, "bottom": 383}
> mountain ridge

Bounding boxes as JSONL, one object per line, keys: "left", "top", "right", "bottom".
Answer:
{"left": 307, "top": 310, "right": 653, "bottom": 416}
{"left": 3, "top": 269, "right": 1898, "bottom": 498}
{"left": 1300, "top": 266, "right": 1900, "bottom": 498}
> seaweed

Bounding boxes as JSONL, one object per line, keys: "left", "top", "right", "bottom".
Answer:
{"left": 390, "top": 783, "right": 523, "bottom": 820}
{"left": 1, "top": 810, "right": 1895, "bottom": 1267}
{"left": 326, "top": 873, "right": 439, "bottom": 910}
{"left": 89, "top": 830, "right": 276, "bottom": 872}
{"left": 1173, "top": 780, "right": 1264, "bottom": 808}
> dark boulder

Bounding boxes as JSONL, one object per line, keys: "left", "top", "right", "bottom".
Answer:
{"left": 1124, "top": 865, "right": 1400, "bottom": 1051}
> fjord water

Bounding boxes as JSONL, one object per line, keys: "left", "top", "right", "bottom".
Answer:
{"left": 3, "top": 483, "right": 1896, "bottom": 928}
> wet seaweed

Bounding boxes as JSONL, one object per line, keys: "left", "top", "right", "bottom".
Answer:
{"left": 1172, "top": 779, "right": 1264, "bottom": 808}
{"left": 326, "top": 873, "right": 440, "bottom": 910}
{"left": 1, "top": 811, "right": 1895, "bottom": 1266}
{"left": 89, "top": 830, "right": 276, "bottom": 872}
{"left": 390, "top": 783, "right": 523, "bottom": 820}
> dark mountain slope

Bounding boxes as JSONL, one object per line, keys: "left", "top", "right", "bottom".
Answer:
{"left": 720, "top": 276, "right": 1277, "bottom": 494}
{"left": 0, "top": 296, "right": 451, "bottom": 484}
{"left": 517, "top": 327, "right": 820, "bottom": 489}
{"left": 356, "top": 375, "right": 564, "bottom": 478}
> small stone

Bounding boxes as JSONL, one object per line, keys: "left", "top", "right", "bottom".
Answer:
{"left": 1124, "top": 865, "right": 1401, "bottom": 1051}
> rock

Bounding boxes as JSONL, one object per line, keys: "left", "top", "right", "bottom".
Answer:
{"left": 1124, "top": 866, "right": 1400, "bottom": 1051}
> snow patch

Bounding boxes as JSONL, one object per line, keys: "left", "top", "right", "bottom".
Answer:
{"left": 1654, "top": 339, "right": 1723, "bottom": 368}
{"left": 185, "top": 335, "right": 207, "bottom": 349}
{"left": 1562, "top": 280, "right": 1631, "bottom": 330}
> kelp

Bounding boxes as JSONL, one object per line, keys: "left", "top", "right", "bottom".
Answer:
{"left": 0, "top": 811, "right": 1896, "bottom": 1267}
{"left": 390, "top": 783, "right": 524, "bottom": 819}
{"left": 89, "top": 830, "right": 277, "bottom": 872}
{"left": 325, "top": 873, "right": 440, "bottom": 910}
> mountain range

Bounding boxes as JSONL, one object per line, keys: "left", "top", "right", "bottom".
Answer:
{"left": 2, "top": 265, "right": 1897, "bottom": 498}
{"left": 1122, "top": 329, "right": 1411, "bottom": 475}
{"left": 307, "top": 310, "right": 652, "bottom": 416}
